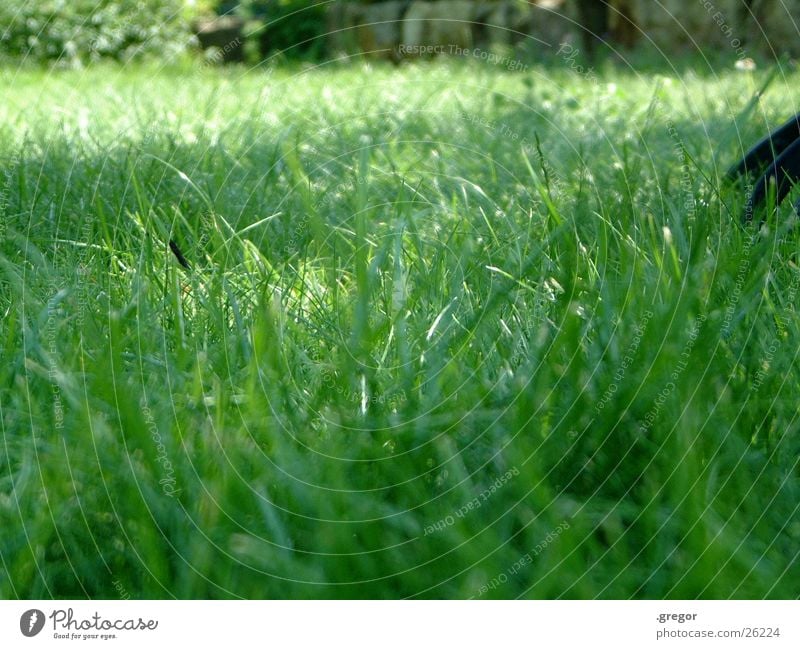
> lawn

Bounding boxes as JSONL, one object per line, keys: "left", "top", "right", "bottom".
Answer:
{"left": 0, "top": 57, "right": 798, "bottom": 599}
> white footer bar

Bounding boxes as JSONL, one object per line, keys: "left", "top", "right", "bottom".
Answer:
{"left": 1, "top": 601, "right": 796, "bottom": 648}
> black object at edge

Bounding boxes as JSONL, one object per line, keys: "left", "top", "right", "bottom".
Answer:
{"left": 728, "top": 113, "right": 800, "bottom": 222}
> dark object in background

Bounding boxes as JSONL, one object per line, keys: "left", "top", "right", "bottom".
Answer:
{"left": 253, "top": 0, "right": 327, "bottom": 59}
{"left": 727, "top": 114, "right": 800, "bottom": 222}
{"left": 195, "top": 15, "right": 245, "bottom": 63}
{"left": 609, "top": 0, "right": 637, "bottom": 49}
{"left": 575, "top": 0, "right": 609, "bottom": 57}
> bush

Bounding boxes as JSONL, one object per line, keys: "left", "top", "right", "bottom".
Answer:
{"left": 0, "top": 0, "right": 198, "bottom": 66}
{"left": 242, "top": 0, "right": 327, "bottom": 59}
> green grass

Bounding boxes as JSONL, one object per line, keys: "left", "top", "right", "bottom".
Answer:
{"left": 1, "top": 57, "right": 799, "bottom": 599}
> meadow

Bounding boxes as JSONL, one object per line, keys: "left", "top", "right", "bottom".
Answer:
{"left": 0, "top": 57, "right": 798, "bottom": 598}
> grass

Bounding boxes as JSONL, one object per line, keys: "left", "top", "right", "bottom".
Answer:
{"left": 0, "top": 56, "right": 799, "bottom": 599}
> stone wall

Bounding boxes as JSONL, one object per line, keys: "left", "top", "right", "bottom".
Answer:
{"left": 325, "top": 0, "right": 800, "bottom": 61}
{"left": 745, "top": 0, "right": 800, "bottom": 56}
{"left": 328, "top": 0, "right": 574, "bottom": 60}
{"left": 620, "top": 0, "right": 800, "bottom": 57}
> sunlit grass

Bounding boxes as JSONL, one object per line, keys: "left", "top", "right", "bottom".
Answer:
{"left": 1, "top": 58, "right": 798, "bottom": 598}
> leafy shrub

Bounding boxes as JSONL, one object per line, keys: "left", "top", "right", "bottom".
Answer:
{"left": 0, "top": 0, "right": 198, "bottom": 65}
{"left": 242, "top": 0, "right": 327, "bottom": 59}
